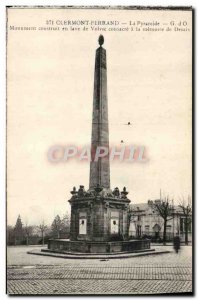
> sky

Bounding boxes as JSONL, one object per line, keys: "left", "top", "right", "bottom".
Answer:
{"left": 7, "top": 8, "right": 192, "bottom": 226}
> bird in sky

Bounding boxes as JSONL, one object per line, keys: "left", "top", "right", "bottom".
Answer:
{"left": 122, "top": 121, "right": 132, "bottom": 126}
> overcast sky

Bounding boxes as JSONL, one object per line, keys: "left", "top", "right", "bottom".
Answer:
{"left": 7, "top": 8, "right": 192, "bottom": 225}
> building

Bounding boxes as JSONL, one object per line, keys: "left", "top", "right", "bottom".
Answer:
{"left": 129, "top": 200, "right": 192, "bottom": 242}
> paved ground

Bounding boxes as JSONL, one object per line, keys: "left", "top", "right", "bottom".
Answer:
{"left": 7, "top": 245, "right": 193, "bottom": 295}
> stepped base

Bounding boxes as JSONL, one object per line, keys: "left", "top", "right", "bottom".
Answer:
{"left": 48, "top": 239, "right": 151, "bottom": 254}
{"left": 27, "top": 247, "right": 171, "bottom": 260}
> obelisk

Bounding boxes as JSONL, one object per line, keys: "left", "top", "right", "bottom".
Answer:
{"left": 47, "top": 35, "right": 152, "bottom": 253}
{"left": 89, "top": 35, "right": 110, "bottom": 190}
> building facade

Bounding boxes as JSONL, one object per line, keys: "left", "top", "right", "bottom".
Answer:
{"left": 129, "top": 200, "right": 192, "bottom": 242}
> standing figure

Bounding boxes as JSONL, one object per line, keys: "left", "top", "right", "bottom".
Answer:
{"left": 173, "top": 234, "right": 181, "bottom": 253}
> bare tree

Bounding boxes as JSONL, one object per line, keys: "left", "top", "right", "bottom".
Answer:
{"left": 38, "top": 221, "right": 48, "bottom": 245}
{"left": 24, "top": 223, "right": 33, "bottom": 245}
{"left": 51, "top": 215, "right": 62, "bottom": 238}
{"left": 179, "top": 195, "right": 192, "bottom": 245}
{"left": 127, "top": 207, "right": 133, "bottom": 239}
{"left": 7, "top": 225, "right": 15, "bottom": 245}
{"left": 152, "top": 196, "right": 174, "bottom": 245}
{"left": 127, "top": 207, "right": 141, "bottom": 239}
{"left": 61, "top": 213, "right": 70, "bottom": 238}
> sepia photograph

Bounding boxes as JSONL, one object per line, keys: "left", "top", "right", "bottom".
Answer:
{"left": 6, "top": 6, "right": 193, "bottom": 295}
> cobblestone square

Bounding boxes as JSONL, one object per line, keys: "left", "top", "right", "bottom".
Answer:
{"left": 7, "top": 245, "right": 193, "bottom": 295}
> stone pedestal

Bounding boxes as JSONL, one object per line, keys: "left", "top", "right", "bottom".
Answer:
{"left": 47, "top": 239, "right": 151, "bottom": 254}
{"left": 69, "top": 188, "right": 130, "bottom": 242}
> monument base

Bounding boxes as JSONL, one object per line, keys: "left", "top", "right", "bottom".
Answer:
{"left": 47, "top": 239, "right": 151, "bottom": 254}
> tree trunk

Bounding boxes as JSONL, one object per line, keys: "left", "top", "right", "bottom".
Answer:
{"left": 57, "top": 231, "right": 60, "bottom": 239}
{"left": 163, "top": 219, "right": 167, "bottom": 245}
{"left": 42, "top": 232, "right": 44, "bottom": 246}
{"left": 26, "top": 236, "right": 29, "bottom": 246}
{"left": 185, "top": 217, "right": 188, "bottom": 245}
{"left": 127, "top": 215, "right": 131, "bottom": 240}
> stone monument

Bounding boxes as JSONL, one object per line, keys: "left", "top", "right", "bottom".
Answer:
{"left": 47, "top": 36, "right": 151, "bottom": 254}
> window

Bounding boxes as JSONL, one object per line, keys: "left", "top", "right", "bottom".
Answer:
{"left": 166, "top": 225, "right": 171, "bottom": 232}
{"left": 111, "top": 219, "right": 119, "bottom": 234}
{"left": 180, "top": 218, "right": 184, "bottom": 233}
{"left": 79, "top": 212, "right": 87, "bottom": 235}
{"left": 188, "top": 221, "right": 191, "bottom": 232}
{"left": 111, "top": 211, "right": 119, "bottom": 234}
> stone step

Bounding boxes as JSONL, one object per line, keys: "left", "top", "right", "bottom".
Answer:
{"left": 28, "top": 248, "right": 171, "bottom": 260}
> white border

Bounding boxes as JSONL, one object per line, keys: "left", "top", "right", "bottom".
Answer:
{"left": 1, "top": 1, "right": 196, "bottom": 299}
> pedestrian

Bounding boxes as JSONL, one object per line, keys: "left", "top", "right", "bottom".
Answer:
{"left": 173, "top": 233, "right": 180, "bottom": 253}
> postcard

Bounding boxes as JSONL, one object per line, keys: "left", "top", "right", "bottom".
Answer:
{"left": 6, "top": 6, "right": 193, "bottom": 295}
